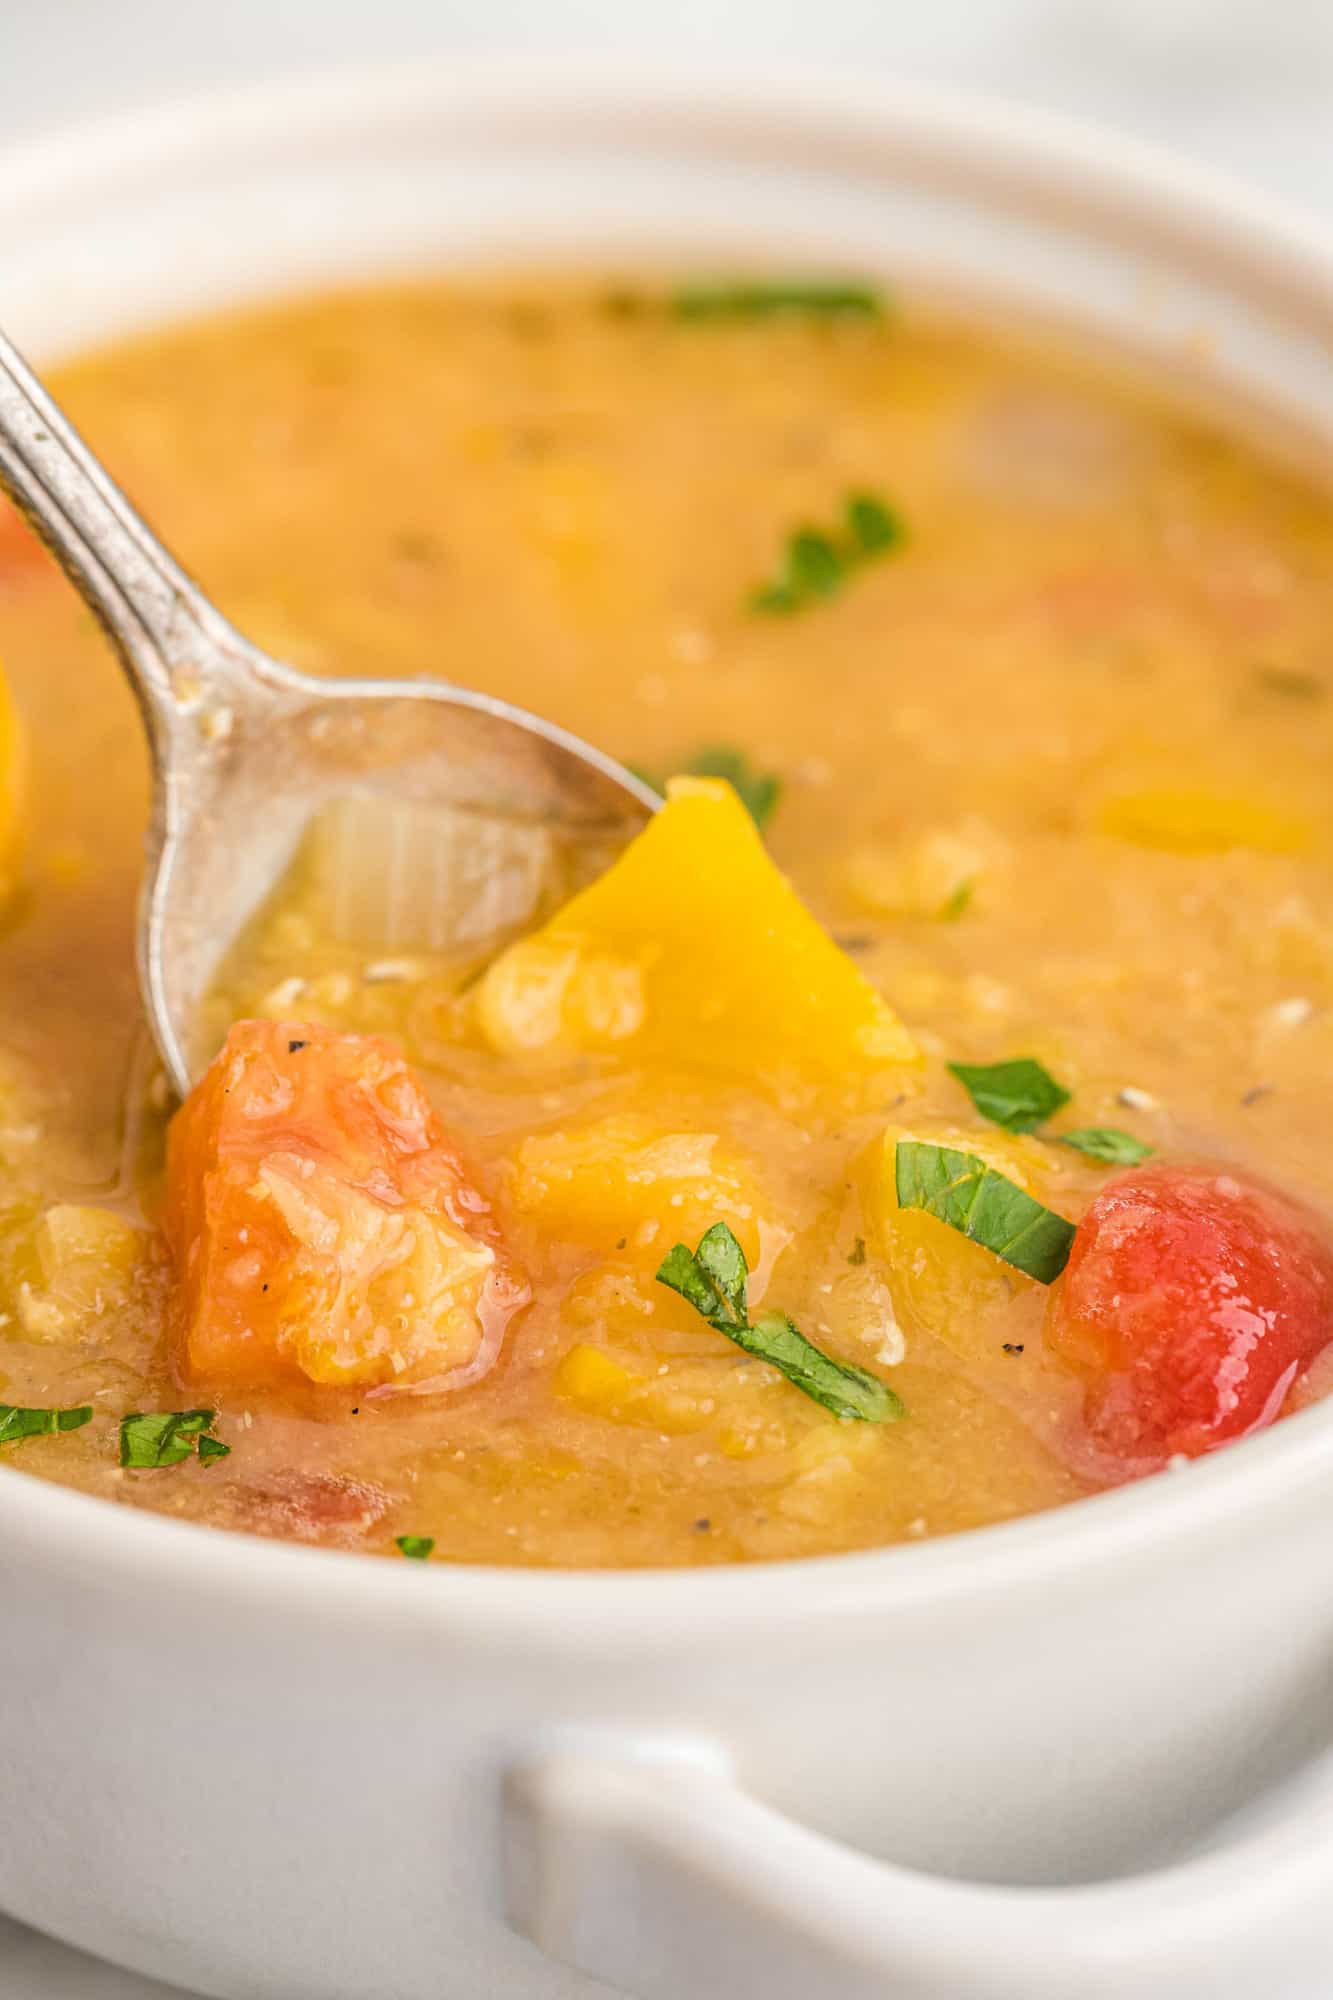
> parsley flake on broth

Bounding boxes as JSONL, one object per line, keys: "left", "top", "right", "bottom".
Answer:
{"left": 0, "top": 1403, "right": 93, "bottom": 1445}
{"left": 750, "top": 490, "right": 906, "bottom": 615}
{"left": 119, "top": 1410, "right": 229, "bottom": 1470}
{"left": 946, "top": 1057, "right": 1071, "bottom": 1135}
{"left": 670, "top": 279, "right": 887, "bottom": 321}
{"left": 656, "top": 1224, "right": 904, "bottom": 1425}
{"left": 1058, "top": 1128, "right": 1155, "bottom": 1167}
{"left": 945, "top": 1064, "right": 1153, "bottom": 1166}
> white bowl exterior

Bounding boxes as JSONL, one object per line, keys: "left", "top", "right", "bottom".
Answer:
{"left": 0, "top": 63, "right": 1331, "bottom": 2000}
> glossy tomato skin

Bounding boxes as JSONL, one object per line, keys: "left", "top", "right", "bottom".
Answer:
{"left": 165, "top": 1019, "right": 526, "bottom": 1394}
{"left": 1048, "top": 1164, "right": 1333, "bottom": 1464}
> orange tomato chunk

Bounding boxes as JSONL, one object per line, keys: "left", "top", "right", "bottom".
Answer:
{"left": 165, "top": 1019, "right": 525, "bottom": 1392}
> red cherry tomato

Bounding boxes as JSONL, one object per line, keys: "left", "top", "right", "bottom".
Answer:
{"left": 1048, "top": 1164, "right": 1333, "bottom": 1464}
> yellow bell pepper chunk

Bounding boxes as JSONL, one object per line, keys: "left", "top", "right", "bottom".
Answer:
{"left": 478, "top": 777, "right": 917, "bottom": 1106}
{"left": 1098, "top": 788, "right": 1309, "bottom": 856}
{"left": 555, "top": 1342, "right": 639, "bottom": 1411}
{"left": 15, "top": 1203, "right": 153, "bottom": 1342}
{"left": 510, "top": 1113, "right": 764, "bottom": 1265}
{"left": 860, "top": 1122, "right": 1062, "bottom": 1365}
{"left": 555, "top": 1342, "right": 792, "bottom": 1440}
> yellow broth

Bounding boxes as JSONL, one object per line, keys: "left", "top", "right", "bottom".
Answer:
{"left": 0, "top": 276, "right": 1331, "bottom": 1565}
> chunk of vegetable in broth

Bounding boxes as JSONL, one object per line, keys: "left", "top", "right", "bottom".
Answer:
{"left": 1097, "top": 788, "right": 1310, "bottom": 855}
{"left": 14, "top": 1203, "right": 152, "bottom": 1342}
{"left": 861, "top": 1124, "right": 1071, "bottom": 1366}
{"left": 894, "top": 1139, "right": 1075, "bottom": 1284}
{"left": 476, "top": 777, "right": 918, "bottom": 1107}
{"left": 164, "top": 1020, "right": 527, "bottom": 1391}
{"left": 293, "top": 793, "right": 567, "bottom": 955}
{"left": 510, "top": 1114, "right": 766, "bottom": 1266}
{"left": 1048, "top": 1164, "right": 1333, "bottom": 1463}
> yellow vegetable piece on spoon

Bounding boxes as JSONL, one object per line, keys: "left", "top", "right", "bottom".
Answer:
{"left": 477, "top": 776, "right": 918, "bottom": 1106}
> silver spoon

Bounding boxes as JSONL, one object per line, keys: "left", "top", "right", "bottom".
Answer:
{"left": 0, "top": 325, "right": 655, "bottom": 1096}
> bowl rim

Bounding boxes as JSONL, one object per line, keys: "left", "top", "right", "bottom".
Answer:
{"left": 1, "top": 54, "right": 1331, "bottom": 1641}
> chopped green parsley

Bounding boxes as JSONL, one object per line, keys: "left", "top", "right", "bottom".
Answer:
{"left": 751, "top": 491, "right": 905, "bottom": 616}
{"left": 947, "top": 1057, "right": 1070, "bottom": 1134}
{"left": 671, "top": 280, "right": 885, "bottom": 322}
{"left": 0, "top": 1403, "right": 93, "bottom": 1445}
{"left": 656, "top": 1222, "right": 904, "bottom": 1423}
{"left": 119, "top": 1409, "right": 228, "bottom": 1470}
{"left": 1058, "top": 1127, "right": 1155, "bottom": 1166}
{"left": 895, "top": 1141, "right": 1075, "bottom": 1285}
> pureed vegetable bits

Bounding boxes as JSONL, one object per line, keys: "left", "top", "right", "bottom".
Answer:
{"left": 1, "top": 269, "right": 1332, "bottom": 1565}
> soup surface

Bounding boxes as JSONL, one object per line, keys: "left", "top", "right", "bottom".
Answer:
{"left": 1, "top": 275, "right": 1332, "bottom": 1566}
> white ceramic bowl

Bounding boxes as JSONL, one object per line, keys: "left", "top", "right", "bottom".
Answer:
{"left": 1, "top": 62, "right": 1332, "bottom": 2000}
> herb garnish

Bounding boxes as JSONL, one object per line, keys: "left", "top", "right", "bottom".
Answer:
{"left": 630, "top": 745, "right": 781, "bottom": 830}
{"left": 947, "top": 1054, "right": 1156, "bottom": 1166}
{"left": 119, "top": 1409, "right": 229, "bottom": 1470}
{"left": 947, "top": 1057, "right": 1070, "bottom": 1134}
{"left": 656, "top": 1222, "right": 904, "bottom": 1423}
{"left": 751, "top": 491, "right": 904, "bottom": 615}
{"left": 395, "top": 1535, "right": 435, "bottom": 1561}
{"left": 672, "top": 280, "right": 885, "bottom": 322}
{"left": 1058, "top": 1127, "right": 1154, "bottom": 1166}
{"left": 0, "top": 1403, "right": 93, "bottom": 1445}
{"left": 895, "top": 1140, "right": 1075, "bottom": 1285}
{"left": 752, "top": 530, "right": 840, "bottom": 614}
{"left": 844, "top": 493, "right": 900, "bottom": 553}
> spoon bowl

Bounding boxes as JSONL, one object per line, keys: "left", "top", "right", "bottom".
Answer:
{"left": 0, "top": 325, "right": 654, "bottom": 1095}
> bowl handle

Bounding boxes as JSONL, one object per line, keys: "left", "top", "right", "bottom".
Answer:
{"left": 504, "top": 1736, "right": 1333, "bottom": 1999}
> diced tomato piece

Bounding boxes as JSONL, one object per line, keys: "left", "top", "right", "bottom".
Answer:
{"left": 1048, "top": 1164, "right": 1333, "bottom": 1464}
{"left": 165, "top": 1019, "right": 526, "bottom": 1392}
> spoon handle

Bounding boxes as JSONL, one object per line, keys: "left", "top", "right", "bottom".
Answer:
{"left": 0, "top": 323, "right": 250, "bottom": 752}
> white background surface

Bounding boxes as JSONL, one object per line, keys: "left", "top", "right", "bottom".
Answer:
{"left": 3, "top": 0, "right": 1333, "bottom": 220}
{"left": 0, "top": 2, "right": 1329, "bottom": 1994}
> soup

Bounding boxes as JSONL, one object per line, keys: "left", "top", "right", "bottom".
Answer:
{"left": 1, "top": 275, "right": 1331, "bottom": 1566}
